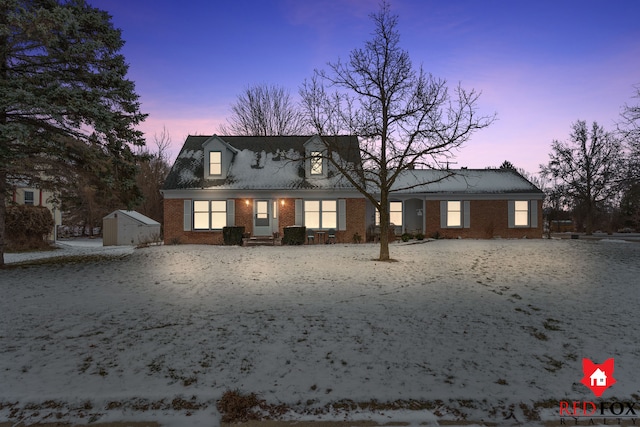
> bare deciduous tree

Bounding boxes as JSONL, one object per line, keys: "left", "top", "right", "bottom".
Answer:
{"left": 620, "top": 85, "right": 640, "bottom": 151}
{"left": 219, "top": 84, "right": 307, "bottom": 136}
{"left": 617, "top": 86, "right": 640, "bottom": 229}
{"left": 541, "top": 120, "right": 624, "bottom": 234}
{"left": 135, "top": 126, "right": 172, "bottom": 224}
{"left": 299, "top": 2, "right": 494, "bottom": 261}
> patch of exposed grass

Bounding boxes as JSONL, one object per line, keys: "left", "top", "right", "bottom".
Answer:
{"left": 3, "top": 253, "right": 130, "bottom": 269}
{"left": 522, "top": 326, "right": 548, "bottom": 341}
{"left": 216, "top": 390, "right": 288, "bottom": 423}
{"left": 537, "top": 355, "right": 564, "bottom": 373}
{"left": 543, "top": 318, "right": 562, "bottom": 331}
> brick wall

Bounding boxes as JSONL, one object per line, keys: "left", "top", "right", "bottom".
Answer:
{"left": 163, "top": 198, "right": 183, "bottom": 244}
{"left": 164, "top": 197, "right": 368, "bottom": 245}
{"left": 425, "top": 199, "right": 543, "bottom": 239}
{"left": 278, "top": 198, "right": 296, "bottom": 235}
{"left": 166, "top": 196, "right": 541, "bottom": 244}
{"left": 235, "top": 199, "right": 253, "bottom": 236}
{"left": 163, "top": 198, "right": 224, "bottom": 244}
{"left": 341, "top": 198, "right": 366, "bottom": 243}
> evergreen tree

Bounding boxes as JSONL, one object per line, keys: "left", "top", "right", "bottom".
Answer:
{"left": 0, "top": 0, "right": 147, "bottom": 266}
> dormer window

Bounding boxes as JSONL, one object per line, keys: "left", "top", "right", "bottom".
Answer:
{"left": 209, "top": 151, "right": 222, "bottom": 175}
{"left": 310, "top": 151, "right": 323, "bottom": 175}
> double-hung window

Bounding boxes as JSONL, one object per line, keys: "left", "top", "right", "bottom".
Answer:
{"left": 24, "top": 191, "right": 35, "bottom": 206}
{"left": 375, "top": 201, "right": 403, "bottom": 226}
{"left": 310, "top": 151, "right": 323, "bottom": 175}
{"left": 447, "top": 201, "right": 462, "bottom": 227}
{"left": 389, "top": 201, "right": 403, "bottom": 226}
{"left": 514, "top": 201, "right": 529, "bottom": 227}
{"left": 304, "top": 200, "right": 336, "bottom": 229}
{"left": 209, "top": 151, "right": 222, "bottom": 176}
{"left": 508, "top": 200, "right": 538, "bottom": 228}
{"left": 440, "top": 200, "right": 470, "bottom": 228}
{"left": 193, "top": 200, "right": 227, "bottom": 230}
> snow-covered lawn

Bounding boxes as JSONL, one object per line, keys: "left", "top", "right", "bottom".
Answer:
{"left": 1, "top": 239, "right": 639, "bottom": 426}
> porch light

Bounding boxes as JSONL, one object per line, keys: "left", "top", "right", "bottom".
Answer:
{"left": 245, "top": 199, "right": 250, "bottom": 206}
{"left": 280, "top": 199, "right": 285, "bottom": 206}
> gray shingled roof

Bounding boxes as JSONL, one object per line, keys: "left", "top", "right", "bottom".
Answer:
{"left": 389, "top": 168, "right": 544, "bottom": 195}
{"left": 163, "top": 135, "right": 361, "bottom": 190}
{"left": 163, "top": 135, "right": 543, "bottom": 196}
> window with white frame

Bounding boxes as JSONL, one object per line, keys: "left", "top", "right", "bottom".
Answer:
{"left": 514, "top": 200, "right": 529, "bottom": 227}
{"left": 24, "top": 191, "right": 34, "bottom": 205}
{"left": 193, "top": 200, "right": 227, "bottom": 230}
{"left": 304, "top": 200, "right": 336, "bottom": 229}
{"left": 446, "top": 201, "right": 462, "bottom": 227}
{"left": 375, "top": 202, "right": 403, "bottom": 226}
{"left": 209, "top": 151, "right": 222, "bottom": 176}
{"left": 389, "top": 201, "right": 403, "bottom": 226}
{"left": 310, "top": 151, "right": 323, "bottom": 175}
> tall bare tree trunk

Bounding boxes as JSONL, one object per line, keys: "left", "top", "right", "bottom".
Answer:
{"left": 1, "top": 9, "right": 7, "bottom": 267}
{"left": 0, "top": 171, "right": 7, "bottom": 268}
{"left": 378, "top": 212, "right": 390, "bottom": 261}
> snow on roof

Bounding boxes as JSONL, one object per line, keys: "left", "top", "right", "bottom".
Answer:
{"left": 163, "top": 135, "right": 542, "bottom": 195}
{"left": 388, "top": 168, "right": 542, "bottom": 195}
{"left": 107, "top": 210, "right": 160, "bottom": 226}
{"left": 208, "top": 149, "right": 354, "bottom": 190}
{"left": 216, "top": 148, "right": 301, "bottom": 189}
{"left": 163, "top": 135, "right": 360, "bottom": 190}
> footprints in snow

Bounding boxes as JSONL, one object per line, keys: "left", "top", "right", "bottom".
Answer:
{"left": 471, "top": 250, "right": 565, "bottom": 343}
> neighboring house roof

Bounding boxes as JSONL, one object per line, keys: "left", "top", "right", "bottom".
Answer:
{"left": 388, "top": 168, "right": 544, "bottom": 196}
{"left": 163, "top": 135, "right": 361, "bottom": 190}
{"left": 105, "top": 210, "right": 160, "bottom": 226}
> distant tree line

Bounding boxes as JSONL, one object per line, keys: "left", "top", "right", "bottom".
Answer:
{"left": 537, "top": 89, "right": 640, "bottom": 235}
{"left": 501, "top": 90, "right": 640, "bottom": 236}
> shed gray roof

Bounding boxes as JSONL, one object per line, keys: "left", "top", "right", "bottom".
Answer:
{"left": 163, "top": 135, "right": 361, "bottom": 190}
{"left": 106, "top": 210, "right": 161, "bottom": 225}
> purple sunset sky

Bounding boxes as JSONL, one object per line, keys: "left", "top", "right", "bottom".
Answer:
{"left": 89, "top": 0, "right": 640, "bottom": 176}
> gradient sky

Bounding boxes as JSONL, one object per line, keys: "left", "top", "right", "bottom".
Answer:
{"left": 88, "top": 0, "right": 640, "bottom": 176}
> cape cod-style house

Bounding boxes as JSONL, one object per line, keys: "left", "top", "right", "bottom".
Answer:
{"left": 161, "top": 135, "right": 544, "bottom": 244}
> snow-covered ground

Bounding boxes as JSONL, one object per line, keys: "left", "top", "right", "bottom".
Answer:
{"left": 1, "top": 238, "right": 639, "bottom": 426}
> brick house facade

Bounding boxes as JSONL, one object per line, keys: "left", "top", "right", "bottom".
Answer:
{"left": 162, "top": 135, "right": 544, "bottom": 244}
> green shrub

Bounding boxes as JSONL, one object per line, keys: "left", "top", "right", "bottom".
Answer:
{"left": 401, "top": 233, "right": 412, "bottom": 242}
{"left": 223, "top": 226, "right": 245, "bottom": 246}
{"left": 282, "top": 226, "right": 306, "bottom": 245}
{"left": 415, "top": 232, "right": 424, "bottom": 240}
{"left": 352, "top": 232, "right": 362, "bottom": 243}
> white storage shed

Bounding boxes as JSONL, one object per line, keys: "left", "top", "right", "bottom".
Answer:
{"left": 103, "top": 210, "right": 161, "bottom": 246}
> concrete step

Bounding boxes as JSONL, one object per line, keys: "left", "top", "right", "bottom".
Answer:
{"left": 243, "top": 236, "right": 281, "bottom": 247}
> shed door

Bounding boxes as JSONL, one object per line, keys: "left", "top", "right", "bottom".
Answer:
{"left": 103, "top": 217, "right": 117, "bottom": 246}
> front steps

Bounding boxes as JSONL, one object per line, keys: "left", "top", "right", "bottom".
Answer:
{"left": 243, "top": 236, "right": 281, "bottom": 247}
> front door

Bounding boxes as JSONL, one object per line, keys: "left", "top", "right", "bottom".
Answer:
{"left": 253, "top": 199, "right": 272, "bottom": 236}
